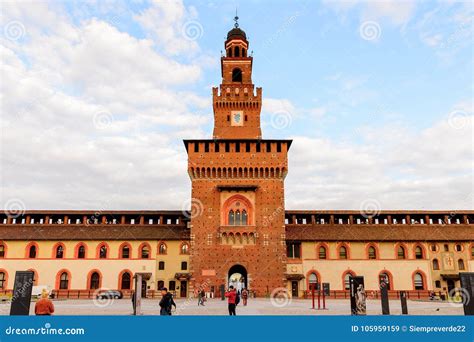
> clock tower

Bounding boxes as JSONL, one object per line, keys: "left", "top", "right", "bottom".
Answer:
{"left": 184, "top": 16, "right": 291, "bottom": 297}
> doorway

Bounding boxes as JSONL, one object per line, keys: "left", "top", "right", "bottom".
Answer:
{"left": 291, "top": 281, "right": 299, "bottom": 298}
{"left": 180, "top": 281, "right": 187, "bottom": 298}
{"left": 447, "top": 279, "right": 455, "bottom": 295}
{"left": 228, "top": 264, "right": 248, "bottom": 293}
{"left": 141, "top": 280, "right": 147, "bottom": 298}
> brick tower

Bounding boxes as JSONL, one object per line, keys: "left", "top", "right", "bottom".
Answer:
{"left": 184, "top": 16, "right": 291, "bottom": 297}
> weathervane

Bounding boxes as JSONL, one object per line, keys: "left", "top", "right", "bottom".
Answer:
{"left": 234, "top": 8, "right": 239, "bottom": 28}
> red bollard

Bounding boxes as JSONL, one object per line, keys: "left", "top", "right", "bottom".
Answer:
{"left": 311, "top": 286, "right": 315, "bottom": 309}
{"left": 317, "top": 290, "right": 321, "bottom": 309}
{"left": 322, "top": 290, "right": 326, "bottom": 309}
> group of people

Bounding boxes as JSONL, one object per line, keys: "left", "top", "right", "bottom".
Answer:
{"left": 225, "top": 286, "right": 249, "bottom": 315}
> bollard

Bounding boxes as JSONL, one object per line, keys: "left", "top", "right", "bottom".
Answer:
{"left": 400, "top": 291, "right": 408, "bottom": 315}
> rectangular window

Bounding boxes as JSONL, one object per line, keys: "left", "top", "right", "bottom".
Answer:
{"left": 159, "top": 261, "right": 165, "bottom": 270}
{"left": 236, "top": 143, "right": 240, "bottom": 152}
{"left": 169, "top": 281, "right": 176, "bottom": 291}
{"left": 194, "top": 143, "right": 199, "bottom": 153}
{"left": 225, "top": 142, "right": 230, "bottom": 152}
{"left": 205, "top": 142, "right": 209, "bottom": 152}
{"left": 277, "top": 142, "right": 281, "bottom": 152}
{"left": 181, "top": 261, "right": 187, "bottom": 270}
{"left": 227, "top": 115, "right": 230, "bottom": 122}
{"left": 246, "top": 142, "right": 251, "bottom": 152}
{"left": 215, "top": 142, "right": 220, "bottom": 152}
{"left": 256, "top": 143, "right": 261, "bottom": 152}
{"left": 286, "top": 242, "right": 301, "bottom": 259}
{"left": 266, "top": 142, "right": 271, "bottom": 152}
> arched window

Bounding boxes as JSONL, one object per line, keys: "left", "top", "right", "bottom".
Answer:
{"left": 343, "top": 272, "right": 353, "bottom": 290}
{"left": 368, "top": 246, "right": 377, "bottom": 259}
{"left": 228, "top": 210, "right": 235, "bottom": 225}
{"left": 99, "top": 245, "right": 107, "bottom": 259}
{"left": 232, "top": 68, "right": 242, "bottom": 82}
{"left": 0, "top": 244, "right": 4, "bottom": 258}
{"left": 339, "top": 246, "right": 347, "bottom": 259}
{"left": 180, "top": 243, "right": 189, "bottom": 255}
{"left": 308, "top": 272, "right": 318, "bottom": 290}
{"left": 140, "top": 244, "right": 150, "bottom": 259}
{"left": 234, "top": 46, "right": 240, "bottom": 57}
{"left": 29, "top": 245, "right": 37, "bottom": 258}
{"left": 235, "top": 210, "right": 241, "bottom": 225}
{"left": 413, "top": 272, "right": 425, "bottom": 290}
{"left": 379, "top": 272, "right": 391, "bottom": 290}
{"left": 432, "top": 259, "right": 440, "bottom": 270}
{"left": 318, "top": 246, "right": 327, "bottom": 259}
{"left": 0, "top": 271, "right": 6, "bottom": 289}
{"left": 242, "top": 210, "right": 248, "bottom": 225}
{"left": 59, "top": 272, "right": 69, "bottom": 289}
{"left": 397, "top": 245, "right": 406, "bottom": 259}
{"left": 121, "top": 244, "right": 130, "bottom": 259}
{"left": 415, "top": 246, "right": 424, "bottom": 259}
{"left": 55, "top": 245, "right": 64, "bottom": 259}
{"left": 120, "top": 272, "right": 131, "bottom": 290}
{"left": 242, "top": 48, "right": 246, "bottom": 57}
{"left": 227, "top": 48, "right": 232, "bottom": 57}
{"left": 77, "top": 245, "right": 86, "bottom": 259}
{"left": 89, "top": 272, "right": 100, "bottom": 289}
{"left": 158, "top": 243, "right": 167, "bottom": 255}
{"left": 458, "top": 259, "right": 465, "bottom": 270}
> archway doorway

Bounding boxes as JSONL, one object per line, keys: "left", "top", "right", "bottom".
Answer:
{"left": 228, "top": 264, "right": 247, "bottom": 293}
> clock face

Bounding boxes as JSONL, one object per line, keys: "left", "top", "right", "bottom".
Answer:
{"left": 231, "top": 111, "right": 243, "bottom": 126}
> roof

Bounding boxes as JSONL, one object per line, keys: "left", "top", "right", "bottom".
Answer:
{"left": 227, "top": 27, "right": 247, "bottom": 40}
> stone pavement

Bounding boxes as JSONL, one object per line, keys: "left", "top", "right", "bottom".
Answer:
{"left": 0, "top": 298, "right": 464, "bottom": 316}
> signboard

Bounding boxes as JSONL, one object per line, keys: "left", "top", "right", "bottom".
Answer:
{"left": 322, "top": 283, "right": 330, "bottom": 296}
{"left": 349, "top": 276, "right": 366, "bottom": 316}
{"left": 460, "top": 272, "right": 474, "bottom": 316}
{"left": 10, "top": 271, "right": 34, "bottom": 316}
{"left": 380, "top": 280, "right": 390, "bottom": 315}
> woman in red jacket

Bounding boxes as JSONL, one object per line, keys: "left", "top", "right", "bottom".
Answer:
{"left": 225, "top": 285, "right": 237, "bottom": 315}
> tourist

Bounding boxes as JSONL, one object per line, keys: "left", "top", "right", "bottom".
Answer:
{"left": 159, "top": 287, "right": 176, "bottom": 315}
{"left": 200, "top": 289, "right": 206, "bottom": 306}
{"left": 241, "top": 288, "right": 248, "bottom": 306}
{"left": 225, "top": 285, "right": 237, "bottom": 315}
{"left": 35, "top": 290, "right": 54, "bottom": 316}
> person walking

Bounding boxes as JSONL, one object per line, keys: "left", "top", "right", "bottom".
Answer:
{"left": 159, "top": 287, "right": 176, "bottom": 315}
{"left": 199, "top": 289, "right": 206, "bottom": 306}
{"left": 35, "top": 290, "right": 54, "bottom": 316}
{"left": 225, "top": 285, "right": 237, "bottom": 316}
{"left": 241, "top": 288, "right": 248, "bottom": 306}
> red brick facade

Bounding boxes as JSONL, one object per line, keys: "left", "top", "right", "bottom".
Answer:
{"left": 185, "top": 25, "right": 291, "bottom": 296}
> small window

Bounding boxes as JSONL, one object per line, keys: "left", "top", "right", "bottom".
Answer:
{"left": 414, "top": 273, "right": 424, "bottom": 290}
{"left": 29, "top": 245, "right": 37, "bottom": 258}
{"left": 158, "top": 243, "right": 167, "bottom": 255}
{"left": 181, "top": 243, "right": 189, "bottom": 255}
{"left": 458, "top": 259, "right": 465, "bottom": 270}
{"left": 242, "top": 210, "right": 248, "bottom": 225}
{"left": 181, "top": 261, "right": 188, "bottom": 270}
{"left": 141, "top": 245, "right": 150, "bottom": 259}
{"left": 368, "top": 246, "right": 377, "bottom": 259}
{"left": 430, "top": 244, "right": 437, "bottom": 252}
{"left": 432, "top": 259, "right": 440, "bottom": 270}
{"left": 232, "top": 68, "right": 242, "bottom": 82}
{"left": 121, "top": 272, "right": 131, "bottom": 290}
{"left": 157, "top": 280, "right": 164, "bottom": 290}
{"left": 435, "top": 280, "right": 441, "bottom": 288}
{"left": 444, "top": 244, "right": 449, "bottom": 252}
{"left": 397, "top": 246, "right": 406, "bottom": 259}
{"left": 78, "top": 245, "right": 86, "bottom": 259}
{"left": 158, "top": 261, "right": 165, "bottom": 270}
{"left": 89, "top": 272, "right": 100, "bottom": 289}
{"left": 59, "top": 272, "right": 69, "bottom": 289}
{"left": 415, "top": 246, "right": 423, "bottom": 259}
{"left": 194, "top": 143, "right": 199, "bottom": 153}
{"left": 344, "top": 273, "right": 351, "bottom": 290}
{"left": 99, "top": 245, "right": 107, "bottom": 259}
{"left": 318, "top": 246, "right": 327, "bottom": 259}
{"left": 169, "top": 280, "right": 176, "bottom": 291}
{"left": 122, "top": 245, "right": 130, "bottom": 259}
{"left": 0, "top": 245, "right": 5, "bottom": 258}
{"left": 339, "top": 246, "right": 347, "bottom": 259}
{"left": 227, "top": 115, "right": 230, "bottom": 122}
{"left": 308, "top": 273, "right": 318, "bottom": 289}
{"left": 286, "top": 242, "right": 301, "bottom": 259}
{"left": 455, "top": 244, "right": 462, "bottom": 252}
{"left": 0, "top": 272, "right": 6, "bottom": 289}
{"left": 245, "top": 115, "right": 248, "bottom": 122}
{"left": 55, "top": 245, "right": 64, "bottom": 259}
{"left": 379, "top": 273, "right": 391, "bottom": 290}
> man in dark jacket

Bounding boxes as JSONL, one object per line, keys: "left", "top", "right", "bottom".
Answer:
{"left": 159, "top": 288, "right": 176, "bottom": 315}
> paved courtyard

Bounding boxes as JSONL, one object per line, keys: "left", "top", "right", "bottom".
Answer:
{"left": 0, "top": 298, "right": 464, "bottom": 316}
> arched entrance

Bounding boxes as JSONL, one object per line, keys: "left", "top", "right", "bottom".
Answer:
{"left": 228, "top": 264, "right": 247, "bottom": 293}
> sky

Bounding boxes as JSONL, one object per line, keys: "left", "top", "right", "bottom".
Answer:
{"left": 0, "top": 0, "right": 472, "bottom": 212}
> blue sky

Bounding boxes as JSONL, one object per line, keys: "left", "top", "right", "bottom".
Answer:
{"left": 0, "top": 0, "right": 472, "bottom": 211}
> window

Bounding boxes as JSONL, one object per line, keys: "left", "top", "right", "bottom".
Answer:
{"left": 368, "top": 246, "right": 377, "bottom": 259}
{"left": 99, "top": 245, "right": 107, "bottom": 259}
{"left": 379, "top": 273, "right": 391, "bottom": 290}
{"left": 228, "top": 210, "right": 235, "bottom": 225}
{"left": 344, "top": 273, "right": 352, "bottom": 290}
{"left": 225, "top": 196, "right": 251, "bottom": 226}
{"left": 157, "top": 280, "right": 164, "bottom": 290}
{"left": 430, "top": 244, "right": 438, "bottom": 252}
{"left": 435, "top": 280, "right": 441, "bottom": 288}
{"left": 121, "top": 272, "right": 131, "bottom": 290}
{"left": 455, "top": 244, "right": 462, "bottom": 252}
{"left": 413, "top": 273, "right": 425, "bottom": 290}
{"left": 472, "top": 245, "right": 474, "bottom": 258}
{"left": 181, "top": 243, "right": 189, "bottom": 255}
{"left": 55, "top": 245, "right": 64, "bottom": 259}
{"left": 181, "top": 261, "right": 188, "bottom": 270}
{"left": 89, "top": 272, "right": 100, "bottom": 289}
{"left": 242, "top": 210, "right": 248, "bottom": 225}
{"left": 397, "top": 246, "right": 406, "bottom": 259}
{"left": 415, "top": 246, "right": 423, "bottom": 259}
{"left": 0, "top": 272, "right": 6, "bottom": 289}
{"left": 232, "top": 68, "right": 242, "bottom": 82}
{"left": 318, "top": 246, "right": 327, "bottom": 259}
{"left": 78, "top": 245, "right": 86, "bottom": 259}
{"left": 308, "top": 273, "right": 318, "bottom": 290}
{"left": 443, "top": 244, "right": 449, "bottom": 252}
{"left": 59, "top": 272, "right": 69, "bottom": 289}
{"left": 339, "top": 246, "right": 347, "bottom": 259}
{"left": 158, "top": 243, "right": 167, "bottom": 255}
{"left": 432, "top": 259, "right": 440, "bottom": 270}
{"left": 0, "top": 245, "right": 4, "bottom": 258}
{"left": 141, "top": 245, "right": 150, "bottom": 259}
{"left": 458, "top": 259, "right": 465, "bottom": 270}
{"left": 286, "top": 242, "right": 301, "bottom": 259}
{"left": 121, "top": 245, "right": 130, "bottom": 259}
{"left": 158, "top": 261, "right": 165, "bottom": 270}
{"left": 29, "top": 245, "right": 37, "bottom": 258}
{"left": 169, "top": 281, "right": 176, "bottom": 291}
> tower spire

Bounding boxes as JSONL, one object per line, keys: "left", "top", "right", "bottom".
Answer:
{"left": 234, "top": 9, "right": 239, "bottom": 28}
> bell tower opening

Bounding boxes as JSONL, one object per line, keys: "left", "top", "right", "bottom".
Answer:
{"left": 232, "top": 68, "right": 242, "bottom": 82}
